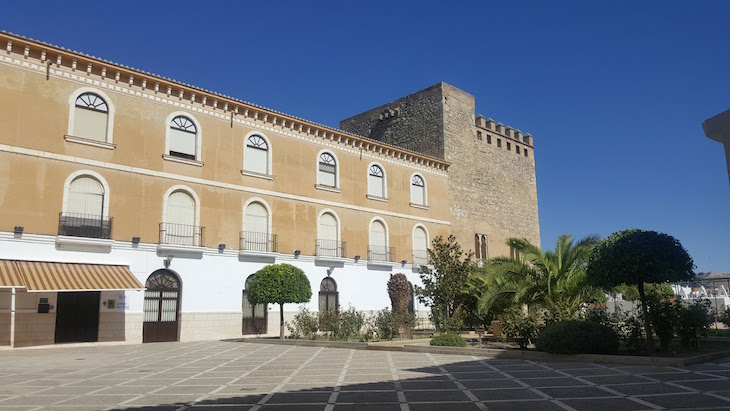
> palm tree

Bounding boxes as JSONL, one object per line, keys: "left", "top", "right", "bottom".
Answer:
{"left": 468, "top": 234, "right": 602, "bottom": 321}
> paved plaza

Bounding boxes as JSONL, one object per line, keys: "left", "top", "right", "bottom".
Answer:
{"left": 0, "top": 341, "right": 729, "bottom": 410}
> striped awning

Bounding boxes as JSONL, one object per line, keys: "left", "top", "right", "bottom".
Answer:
{"left": 16, "top": 261, "right": 144, "bottom": 292}
{"left": 0, "top": 260, "right": 25, "bottom": 288}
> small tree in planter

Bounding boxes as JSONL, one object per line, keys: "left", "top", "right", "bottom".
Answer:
{"left": 587, "top": 229, "right": 694, "bottom": 355}
{"left": 247, "top": 264, "right": 312, "bottom": 339}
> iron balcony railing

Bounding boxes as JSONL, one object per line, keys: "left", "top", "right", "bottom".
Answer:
{"left": 368, "top": 245, "right": 396, "bottom": 263}
{"left": 159, "top": 222, "right": 204, "bottom": 247}
{"left": 58, "top": 212, "right": 113, "bottom": 239}
{"left": 413, "top": 250, "right": 430, "bottom": 266}
{"left": 240, "top": 231, "right": 278, "bottom": 253}
{"left": 316, "top": 239, "right": 346, "bottom": 258}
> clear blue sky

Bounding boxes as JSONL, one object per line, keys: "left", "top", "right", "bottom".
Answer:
{"left": 3, "top": 1, "right": 729, "bottom": 272}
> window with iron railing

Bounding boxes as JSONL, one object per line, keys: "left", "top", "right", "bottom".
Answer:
{"left": 413, "top": 249, "right": 430, "bottom": 266}
{"left": 159, "top": 222, "right": 204, "bottom": 247}
{"left": 58, "top": 212, "right": 113, "bottom": 239}
{"left": 316, "top": 239, "right": 346, "bottom": 258}
{"left": 240, "top": 231, "right": 277, "bottom": 253}
{"left": 368, "top": 245, "right": 396, "bottom": 263}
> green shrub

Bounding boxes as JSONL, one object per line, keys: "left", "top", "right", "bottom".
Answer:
{"left": 676, "top": 299, "right": 712, "bottom": 348}
{"left": 318, "top": 307, "right": 365, "bottom": 341}
{"left": 720, "top": 307, "right": 730, "bottom": 328}
{"left": 648, "top": 298, "right": 678, "bottom": 352}
{"left": 286, "top": 307, "right": 319, "bottom": 340}
{"left": 375, "top": 308, "right": 397, "bottom": 340}
{"left": 536, "top": 320, "right": 619, "bottom": 355}
{"left": 430, "top": 332, "right": 467, "bottom": 347}
{"left": 499, "top": 306, "right": 542, "bottom": 349}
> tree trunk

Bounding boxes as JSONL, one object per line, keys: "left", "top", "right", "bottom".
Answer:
{"left": 637, "top": 282, "right": 655, "bottom": 355}
{"left": 279, "top": 303, "right": 285, "bottom": 340}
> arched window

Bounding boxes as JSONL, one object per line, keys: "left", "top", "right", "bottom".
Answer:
{"left": 369, "top": 219, "right": 389, "bottom": 261}
{"left": 318, "top": 152, "right": 337, "bottom": 188}
{"left": 367, "top": 164, "right": 385, "bottom": 198}
{"left": 317, "top": 211, "right": 342, "bottom": 257}
{"left": 72, "top": 92, "right": 109, "bottom": 142}
{"left": 164, "top": 190, "right": 197, "bottom": 246}
{"left": 413, "top": 225, "right": 429, "bottom": 265}
{"left": 243, "top": 135, "right": 270, "bottom": 175}
{"left": 168, "top": 116, "right": 198, "bottom": 160}
{"left": 243, "top": 201, "right": 270, "bottom": 252}
{"left": 411, "top": 174, "right": 426, "bottom": 206}
{"left": 319, "top": 277, "right": 338, "bottom": 313}
{"left": 143, "top": 269, "right": 181, "bottom": 343}
{"left": 242, "top": 274, "right": 267, "bottom": 335}
{"left": 67, "top": 176, "right": 104, "bottom": 217}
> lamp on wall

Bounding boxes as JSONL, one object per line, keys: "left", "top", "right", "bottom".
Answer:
{"left": 13, "top": 226, "right": 23, "bottom": 235}
{"left": 132, "top": 236, "right": 141, "bottom": 245}
{"left": 354, "top": 255, "right": 360, "bottom": 263}
{"left": 401, "top": 260, "right": 407, "bottom": 266}
{"left": 218, "top": 243, "right": 226, "bottom": 252}
{"left": 294, "top": 250, "right": 301, "bottom": 257}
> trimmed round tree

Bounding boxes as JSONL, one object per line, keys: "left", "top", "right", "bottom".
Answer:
{"left": 586, "top": 229, "right": 694, "bottom": 354}
{"left": 247, "top": 264, "right": 312, "bottom": 339}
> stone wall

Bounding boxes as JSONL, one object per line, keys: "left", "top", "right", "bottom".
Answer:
{"left": 340, "top": 82, "right": 541, "bottom": 257}
{"left": 340, "top": 83, "right": 445, "bottom": 159}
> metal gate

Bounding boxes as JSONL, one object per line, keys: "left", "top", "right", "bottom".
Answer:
{"left": 242, "top": 274, "right": 267, "bottom": 335}
{"left": 143, "top": 269, "right": 181, "bottom": 343}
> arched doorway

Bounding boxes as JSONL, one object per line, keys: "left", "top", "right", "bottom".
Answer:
{"left": 143, "top": 269, "right": 181, "bottom": 343}
{"left": 242, "top": 274, "right": 268, "bottom": 335}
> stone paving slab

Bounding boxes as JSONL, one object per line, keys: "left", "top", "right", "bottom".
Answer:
{"left": 0, "top": 341, "right": 729, "bottom": 410}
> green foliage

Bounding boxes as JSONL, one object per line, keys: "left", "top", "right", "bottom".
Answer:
{"left": 536, "top": 321, "right": 619, "bottom": 355}
{"left": 430, "top": 332, "right": 467, "bottom": 347}
{"left": 615, "top": 283, "right": 674, "bottom": 301}
{"left": 587, "top": 229, "right": 695, "bottom": 354}
{"left": 318, "top": 307, "right": 365, "bottom": 341}
{"left": 647, "top": 298, "right": 678, "bottom": 351}
{"left": 374, "top": 308, "right": 417, "bottom": 340}
{"left": 498, "top": 306, "right": 542, "bottom": 349}
{"left": 415, "top": 235, "right": 477, "bottom": 332}
{"left": 719, "top": 307, "right": 730, "bottom": 328}
{"left": 247, "top": 264, "right": 312, "bottom": 306}
{"left": 469, "top": 234, "right": 602, "bottom": 321}
{"left": 584, "top": 307, "right": 645, "bottom": 353}
{"left": 676, "top": 300, "right": 712, "bottom": 348}
{"left": 286, "top": 307, "right": 319, "bottom": 340}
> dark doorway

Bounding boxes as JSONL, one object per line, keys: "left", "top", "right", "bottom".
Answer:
{"left": 143, "top": 269, "right": 181, "bottom": 343}
{"left": 242, "top": 274, "right": 267, "bottom": 335}
{"left": 55, "top": 291, "right": 101, "bottom": 343}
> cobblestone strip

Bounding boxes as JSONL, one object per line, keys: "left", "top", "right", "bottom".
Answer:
{"left": 0, "top": 340, "right": 216, "bottom": 410}
{"left": 387, "top": 351, "right": 409, "bottom": 411}
{"left": 324, "top": 349, "right": 355, "bottom": 411}
{"left": 249, "top": 346, "right": 325, "bottom": 411}
{"left": 427, "top": 354, "right": 487, "bottom": 410}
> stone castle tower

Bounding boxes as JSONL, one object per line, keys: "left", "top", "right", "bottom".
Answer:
{"left": 341, "top": 82, "right": 540, "bottom": 257}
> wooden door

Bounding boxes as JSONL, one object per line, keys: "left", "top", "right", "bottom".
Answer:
{"left": 55, "top": 291, "right": 100, "bottom": 343}
{"left": 143, "top": 270, "right": 181, "bottom": 343}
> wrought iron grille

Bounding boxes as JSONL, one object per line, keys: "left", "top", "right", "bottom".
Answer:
{"left": 240, "top": 231, "right": 278, "bottom": 253}
{"left": 316, "top": 239, "right": 346, "bottom": 258}
{"left": 58, "top": 213, "right": 112, "bottom": 239}
{"left": 159, "top": 222, "right": 204, "bottom": 247}
{"left": 368, "top": 245, "right": 396, "bottom": 263}
{"left": 413, "top": 250, "right": 430, "bottom": 266}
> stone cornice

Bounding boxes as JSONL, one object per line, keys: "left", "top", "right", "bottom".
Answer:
{"left": 0, "top": 31, "right": 450, "bottom": 172}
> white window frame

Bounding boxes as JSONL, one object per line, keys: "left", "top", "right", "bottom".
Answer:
{"left": 161, "top": 185, "right": 201, "bottom": 228}
{"left": 366, "top": 161, "right": 388, "bottom": 201}
{"left": 317, "top": 208, "right": 341, "bottom": 243}
{"left": 66, "top": 88, "right": 115, "bottom": 148}
{"left": 242, "top": 197, "right": 273, "bottom": 235}
{"left": 410, "top": 173, "right": 428, "bottom": 208}
{"left": 163, "top": 111, "right": 203, "bottom": 166}
{"left": 412, "top": 223, "right": 430, "bottom": 252}
{"left": 315, "top": 150, "right": 340, "bottom": 192}
{"left": 61, "top": 170, "right": 111, "bottom": 218}
{"left": 368, "top": 216, "right": 390, "bottom": 249}
{"left": 242, "top": 131, "right": 273, "bottom": 178}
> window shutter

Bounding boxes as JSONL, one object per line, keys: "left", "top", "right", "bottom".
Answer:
{"left": 73, "top": 107, "right": 108, "bottom": 142}
{"left": 67, "top": 177, "right": 104, "bottom": 217}
{"left": 370, "top": 221, "right": 386, "bottom": 247}
{"left": 368, "top": 174, "right": 383, "bottom": 197}
{"left": 167, "top": 192, "right": 195, "bottom": 226}
{"left": 244, "top": 145, "right": 268, "bottom": 174}
{"left": 169, "top": 128, "right": 196, "bottom": 158}
{"left": 319, "top": 213, "right": 338, "bottom": 241}
{"left": 245, "top": 203, "right": 268, "bottom": 234}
